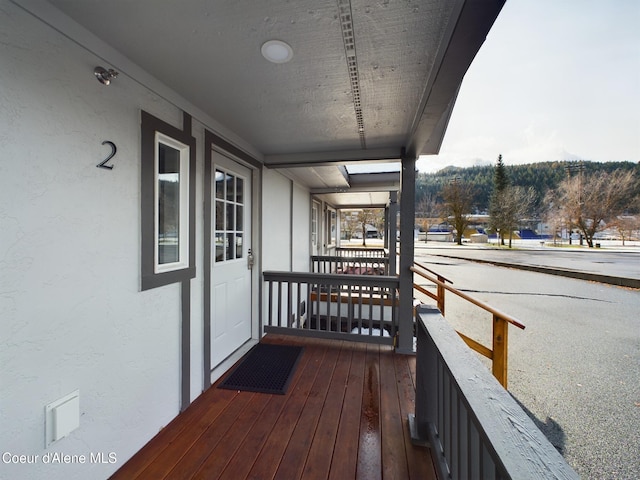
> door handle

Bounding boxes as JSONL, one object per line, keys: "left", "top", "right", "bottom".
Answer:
{"left": 247, "top": 249, "right": 254, "bottom": 270}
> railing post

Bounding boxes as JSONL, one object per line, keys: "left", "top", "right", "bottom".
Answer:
{"left": 410, "top": 305, "right": 435, "bottom": 447}
{"left": 436, "top": 275, "right": 445, "bottom": 316}
{"left": 388, "top": 191, "right": 398, "bottom": 275}
{"left": 492, "top": 314, "right": 508, "bottom": 388}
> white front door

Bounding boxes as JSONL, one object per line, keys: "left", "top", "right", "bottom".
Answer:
{"left": 211, "top": 151, "right": 252, "bottom": 367}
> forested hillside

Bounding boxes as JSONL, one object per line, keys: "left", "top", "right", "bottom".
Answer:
{"left": 416, "top": 161, "right": 639, "bottom": 214}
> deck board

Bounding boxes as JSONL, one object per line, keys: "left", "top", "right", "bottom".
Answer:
{"left": 394, "top": 354, "right": 435, "bottom": 480}
{"left": 380, "top": 344, "right": 409, "bottom": 480}
{"left": 328, "top": 342, "right": 366, "bottom": 480}
{"left": 110, "top": 335, "right": 436, "bottom": 480}
{"left": 155, "top": 393, "right": 252, "bottom": 479}
{"left": 245, "top": 338, "right": 329, "bottom": 480}
{"left": 110, "top": 388, "right": 238, "bottom": 479}
{"left": 184, "top": 393, "right": 264, "bottom": 479}
{"left": 357, "top": 344, "right": 382, "bottom": 480}
{"left": 301, "top": 342, "right": 352, "bottom": 479}
{"left": 273, "top": 340, "right": 338, "bottom": 480}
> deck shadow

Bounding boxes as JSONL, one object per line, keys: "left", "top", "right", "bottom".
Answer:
{"left": 510, "top": 394, "right": 567, "bottom": 455}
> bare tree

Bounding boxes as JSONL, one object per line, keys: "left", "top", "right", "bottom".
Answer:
{"left": 341, "top": 210, "right": 360, "bottom": 241}
{"left": 543, "top": 190, "right": 565, "bottom": 245}
{"left": 611, "top": 215, "right": 640, "bottom": 246}
{"left": 495, "top": 186, "right": 536, "bottom": 248}
{"left": 356, "top": 208, "right": 383, "bottom": 246}
{"left": 440, "top": 180, "right": 474, "bottom": 245}
{"left": 416, "top": 192, "right": 438, "bottom": 243}
{"left": 543, "top": 205, "right": 563, "bottom": 245}
{"left": 553, "top": 169, "right": 637, "bottom": 247}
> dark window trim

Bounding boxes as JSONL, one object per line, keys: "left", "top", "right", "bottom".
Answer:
{"left": 141, "top": 110, "right": 196, "bottom": 291}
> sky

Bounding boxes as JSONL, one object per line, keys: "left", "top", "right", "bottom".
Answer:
{"left": 416, "top": 0, "right": 640, "bottom": 173}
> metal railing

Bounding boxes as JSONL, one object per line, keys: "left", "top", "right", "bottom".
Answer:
{"left": 263, "top": 271, "right": 399, "bottom": 345}
{"left": 412, "top": 261, "right": 525, "bottom": 388}
{"left": 311, "top": 255, "right": 390, "bottom": 276}
{"left": 410, "top": 305, "right": 578, "bottom": 480}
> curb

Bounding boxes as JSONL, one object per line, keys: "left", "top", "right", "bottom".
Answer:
{"left": 430, "top": 254, "right": 640, "bottom": 289}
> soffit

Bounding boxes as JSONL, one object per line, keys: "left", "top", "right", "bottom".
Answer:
{"left": 313, "top": 191, "right": 392, "bottom": 209}
{"left": 43, "top": 0, "right": 504, "bottom": 198}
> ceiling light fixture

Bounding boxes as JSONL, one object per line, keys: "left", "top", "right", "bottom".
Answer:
{"left": 261, "top": 40, "right": 293, "bottom": 64}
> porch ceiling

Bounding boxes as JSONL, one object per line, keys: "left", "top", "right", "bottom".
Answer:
{"left": 310, "top": 170, "right": 400, "bottom": 208}
{"left": 46, "top": 0, "right": 504, "bottom": 195}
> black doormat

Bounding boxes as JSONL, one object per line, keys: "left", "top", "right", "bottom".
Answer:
{"left": 219, "top": 343, "right": 304, "bottom": 395}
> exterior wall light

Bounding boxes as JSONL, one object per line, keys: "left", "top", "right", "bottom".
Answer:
{"left": 94, "top": 66, "right": 119, "bottom": 85}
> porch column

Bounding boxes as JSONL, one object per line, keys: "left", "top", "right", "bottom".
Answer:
{"left": 384, "top": 206, "right": 389, "bottom": 249}
{"left": 388, "top": 191, "right": 398, "bottom": 275}
{"left": 397, "top": 153, "right": 416, "bottom": 354}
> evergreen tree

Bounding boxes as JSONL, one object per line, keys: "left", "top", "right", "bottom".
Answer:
{"left": 489, "top": 154, "right": 509, "bottom": 244}
{"left": 415, "top": 160, "right": 638, "bottom": 217}
{"left": 493, "top": 154, "right": 509, "bottom": 192}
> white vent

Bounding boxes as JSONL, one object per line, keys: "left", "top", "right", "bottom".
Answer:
{"left": 45, "top": 390, "right": 80, "bottom": 447}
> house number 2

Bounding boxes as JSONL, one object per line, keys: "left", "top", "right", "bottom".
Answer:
{"left": 97, "top": 141, "right": 117, "bottom": 170}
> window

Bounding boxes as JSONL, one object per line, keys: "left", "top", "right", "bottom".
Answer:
{"left": 141, "top": 111, "right": 195, "bottom": 290}
{"left": 311, "top": 202, "right": 318, "bottom": 247}
{"left": 213, "top": 168, "right": 245, "bottom": 262}
{"left": 327, "top": 207, "right": 337, "bottom": 247}
{"left": 156, "top": 133, "right": 190, "bottom": 272}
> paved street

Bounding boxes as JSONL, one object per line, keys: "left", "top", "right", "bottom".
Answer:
{"left": 419, "top": 240, "right": 640, "bottom": 286}
{"left": 414, "top": 244, "right": 640, "bottom": 479}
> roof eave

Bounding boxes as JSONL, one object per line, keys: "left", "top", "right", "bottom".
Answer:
{"left": 407, "top": 0, "right": 506, "bottom": 158}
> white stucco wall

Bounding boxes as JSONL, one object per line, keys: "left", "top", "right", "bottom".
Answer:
{"left": 261, "top": 169, "right": 293, "bottom": 271}
{"left": 292, "top": 183, "right": 311, "bottom": 271}
{"left": 0, "top": 3, "right": 220, "bottom": 478}
{"left": 261, "top": 170, "right": 311, "bottom": 273}
{"left": 261, "top": 171, "right": 311, "bottom": 328}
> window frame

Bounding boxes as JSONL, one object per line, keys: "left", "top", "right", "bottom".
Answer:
{"left": 154, "top": 132, "right": 191, "bottom": 273}
{"left": 141, "top": 111, "right": 196, "bottom": 290}
{"left": 327, "top": 207, "right": 337, "bottom": 248}
{"left": 213, "top": 166, "right": 247, "bottom": 264}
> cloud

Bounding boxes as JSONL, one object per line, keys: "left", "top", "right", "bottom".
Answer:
{"left": 418, "top": 126, "right": 583, "bottom": 173}
{"left": 505, "top": 125, "right": 575, "bottom": 165}
{"left": 417, "top": 0, "right": 640, "bottom": 173}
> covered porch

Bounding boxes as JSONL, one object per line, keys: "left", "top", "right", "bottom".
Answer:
{"left": 111, "top": 335, "right": 437, "bottom": 479}
{"left": 2, "top": 1, "right": 578, "bottom": 479}
{"left": 113, "top": 305, "right": 575, "bottom": 479}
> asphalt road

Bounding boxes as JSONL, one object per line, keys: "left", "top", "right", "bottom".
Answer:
{"left": 421, "top": 241, "right": 640, "bottom": 287}
{"left": 414, "top": 248, "right": 640, "bottom": 480}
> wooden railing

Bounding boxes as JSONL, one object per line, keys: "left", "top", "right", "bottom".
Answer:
{"left": 411, "top": 261, "right": 525, "bottom": 388}
{"left": 411, "top": 262, "right": 453, "bottom": 315}
{"left": 410, "top": 305, "right": 578, "bottom": 480}
{"left": 311, "top": 255, "right": 390, "bottom": 276}
{"left": 335, "top": 246, "right": 387, "bottom": 258}
{"left": 263, "top": 271, "right": 399, "bottom": 345}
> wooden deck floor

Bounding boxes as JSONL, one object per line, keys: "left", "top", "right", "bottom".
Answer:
{"left": 110, "top": 335, "right": 437, "bottom": 480}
